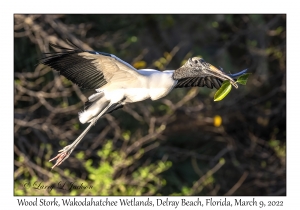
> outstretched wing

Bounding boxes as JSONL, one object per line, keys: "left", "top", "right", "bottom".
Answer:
{"left": 174, "top": 69, "right": 248, "bottom": 89}
{"left": 175, "top": 76, "right": 223, "bottom": 89}
{"left": 40, "top": 41, "right": 140, "bottom": 89}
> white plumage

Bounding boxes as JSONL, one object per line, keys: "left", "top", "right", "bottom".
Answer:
{"left": 78, "top": 70, "right": 177, "bottom": 124}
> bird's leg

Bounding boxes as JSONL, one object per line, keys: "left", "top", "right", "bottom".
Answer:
{"left": 49, "top": 103, "right": 112, "bottom": 169}
{"left": 49, "top": 121, "right": 95, "bottom": 169}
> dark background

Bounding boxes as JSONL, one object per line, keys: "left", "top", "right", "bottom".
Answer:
{"left": 14, "top": 14, "right": 286, "bottom": 196}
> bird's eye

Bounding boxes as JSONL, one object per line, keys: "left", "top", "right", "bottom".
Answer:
{"left": 194, "top": 60, "right": 198, "bottom": 64}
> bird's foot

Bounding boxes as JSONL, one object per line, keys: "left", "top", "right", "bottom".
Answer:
{"left": 49, "top": 145, "right": 72, "bottom": 169}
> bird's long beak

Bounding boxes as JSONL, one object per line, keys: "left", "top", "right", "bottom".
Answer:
{"left": 206, "top": 63, "right": 238, "bottom": 89}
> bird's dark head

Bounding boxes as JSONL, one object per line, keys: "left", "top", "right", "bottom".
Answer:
{"left": 173, "top": 57, "right": 238, "bottom": 88}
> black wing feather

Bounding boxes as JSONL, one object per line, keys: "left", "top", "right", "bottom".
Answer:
{"left": 175, "top": 76, "right": 223, "bottom": 89}
{"left": 40, "top": 42, "right": 108, "bottom": 89}
{"left": 106, "top": 103, "right": 124, "bottom": 114}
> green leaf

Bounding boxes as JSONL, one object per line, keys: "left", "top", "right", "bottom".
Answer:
{"left": 214, "top": 80, "right": 232, "bottom": 101}
{"left": 236, "top": 73, "right": 251, "bottom": 85}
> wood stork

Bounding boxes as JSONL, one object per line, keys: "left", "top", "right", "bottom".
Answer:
{"left": 40, "top": 41, "right": 247, "bottom": 169}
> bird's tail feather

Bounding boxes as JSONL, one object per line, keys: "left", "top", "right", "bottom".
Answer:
{"left": 71, "top": 102, "right": 113, "bottom": 151}
{"left": 79, "top": 92, "right": 110, "bottom": 124}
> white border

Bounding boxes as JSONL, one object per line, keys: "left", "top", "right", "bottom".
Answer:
{"left": 4, "top": 0, "right": 295, "bottom": 209}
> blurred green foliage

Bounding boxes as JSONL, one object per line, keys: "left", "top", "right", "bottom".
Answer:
{"left": 15, "top": 140, "right": 172, "bottom": 196}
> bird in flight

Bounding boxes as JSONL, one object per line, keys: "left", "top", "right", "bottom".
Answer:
{"left": 40, "top": 41, "right": 247, "bottom": 169}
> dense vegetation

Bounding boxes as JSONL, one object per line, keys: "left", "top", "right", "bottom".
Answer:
{"left": 14, "top": 14, "right": 286, "bottom": 196}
